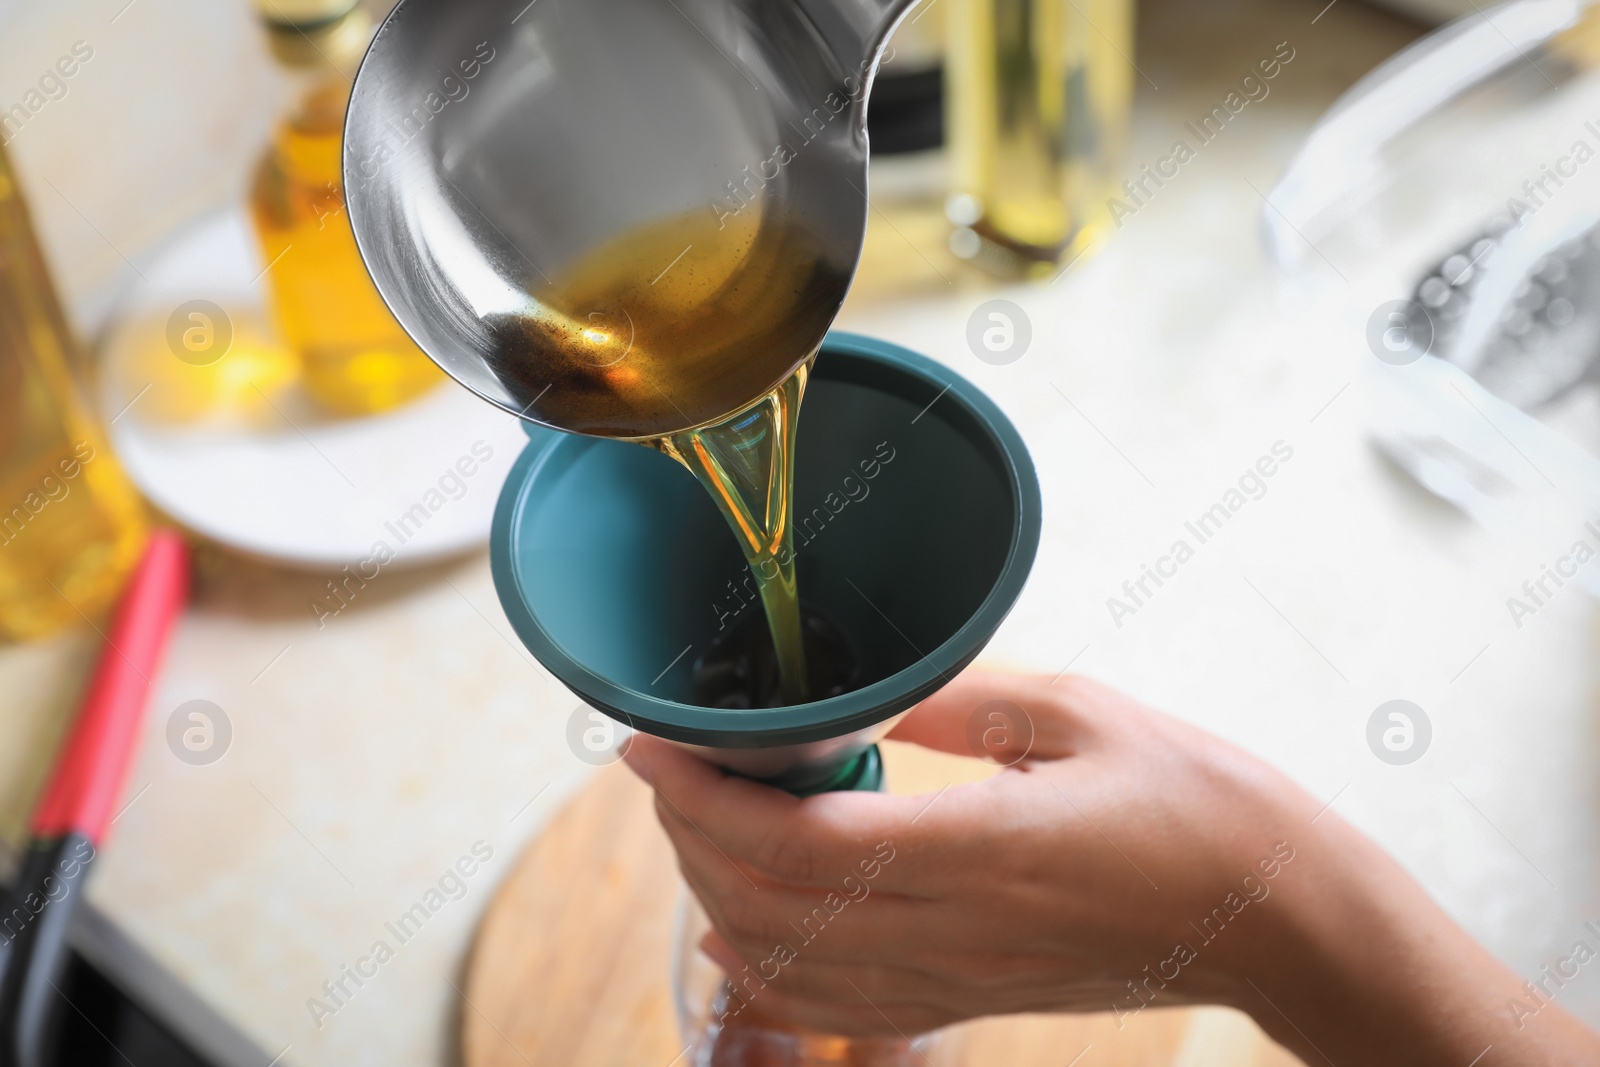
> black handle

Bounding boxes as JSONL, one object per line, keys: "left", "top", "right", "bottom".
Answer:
{"left": 0, "top": 834, "right": 95, "bottom": 1067}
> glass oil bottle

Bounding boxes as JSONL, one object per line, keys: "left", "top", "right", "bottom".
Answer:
{"left": 249, "top": 0, "right": 445, "bottom": 416}
{"left": 0, "top": 144, "right": 147, "bottom": 641}
{"left": 946, "top": 0, "right": 1136, "bottom": 275}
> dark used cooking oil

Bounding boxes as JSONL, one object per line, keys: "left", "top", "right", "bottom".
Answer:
{"left": 693, "top": 604, "right": 859, "bottom": 710}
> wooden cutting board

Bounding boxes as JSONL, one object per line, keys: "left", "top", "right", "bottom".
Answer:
{"left": 461, "top": 742, "right": 1306, "bottom": 1067}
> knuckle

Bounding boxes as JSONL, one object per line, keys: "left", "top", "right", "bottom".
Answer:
{"left": 750, "top": 828, "right": 818, "bottom": 884}
{"left": 717, "top": 887, "right": 784, "bottom": 945}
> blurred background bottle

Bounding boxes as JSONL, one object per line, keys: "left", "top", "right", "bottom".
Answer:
{"left": 946, "top": 0, "right": 1135, "bottom": 275}
{"left": 845, "top": 0, "right": 957, "bottom": 304}
{"left": 871, "top": 3, "right": 947, "bottom": 157}
{"left": 249, "top": 0, "right": 445, "bottom": 416}
{"left": 0, "top": 144, "right": 148, "bottom": 641}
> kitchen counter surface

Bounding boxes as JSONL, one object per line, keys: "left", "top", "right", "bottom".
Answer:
{"left": 11, "top": 1, "right": 1598, "bottom": 1065}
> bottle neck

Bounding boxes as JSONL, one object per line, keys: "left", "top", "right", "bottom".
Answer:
{"left": 274, "top": 74, "right": 352, "bottom": 185}
{"left": 261, "top": 9, "right": 370, "bottom": 187}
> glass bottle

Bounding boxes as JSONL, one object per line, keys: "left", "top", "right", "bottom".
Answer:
{"left": 671, "top": 749, "right": 934, "bottom": 1067}
{"left": 848, "top": 1, "right": 957, "bottom": 305}
{"left": 0, "top": 144, "right": 148, "bottom": 641}
{"left": 248, "top": 0, "right": 445, "bottom": 416}
{"left": 869, "top": 0, "right": 947, "bottom": 156}
{"left": 945, "top": 0, "right": 1135, "bottom": 274}
{"left": 675, "top": 894, "right": 933, "bottom": 1067}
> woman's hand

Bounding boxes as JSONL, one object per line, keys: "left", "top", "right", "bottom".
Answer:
{"left": 624, "top": 671, "right": 1600, "bottom": 1065}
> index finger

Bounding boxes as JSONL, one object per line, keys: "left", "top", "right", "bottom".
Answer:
{"left": 624, "top": 733, "right": 926, "bottom": 892}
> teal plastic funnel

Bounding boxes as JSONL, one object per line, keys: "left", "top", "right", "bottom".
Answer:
{"left": 491, "top": 332, "right": 1040, "bottom": 793}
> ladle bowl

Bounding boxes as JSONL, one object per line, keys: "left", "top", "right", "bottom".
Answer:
{"left": 344, "top": 0, "right": 919, "bottom": 435}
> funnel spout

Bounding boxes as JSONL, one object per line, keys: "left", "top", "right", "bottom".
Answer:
{"left": 672, "top": 715, "right": 904, "bottom": 794}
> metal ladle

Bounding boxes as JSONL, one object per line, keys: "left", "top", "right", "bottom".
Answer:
{"left": 342, "top": 0, "right": 919, "bottom": 436}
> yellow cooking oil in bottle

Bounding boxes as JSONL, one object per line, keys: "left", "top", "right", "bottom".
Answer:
{"left": 249, "top": 0, "right": 445, "bottom": 416}
{"left": 0, "top": 144, "right": 147, "bottom": 641}
{"left": 946, "top": 0, "right": 1135, "bottom": 273}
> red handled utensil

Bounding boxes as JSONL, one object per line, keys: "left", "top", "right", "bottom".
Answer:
{"left": 0, "top": 530, "right": 189, "bottom": 1067}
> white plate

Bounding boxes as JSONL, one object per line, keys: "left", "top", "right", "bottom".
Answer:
{"left": 98, "top": 208, "right": 529, "bottom": 570}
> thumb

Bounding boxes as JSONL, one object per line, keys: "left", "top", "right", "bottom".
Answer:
{"left": 887, "top": 669, "right": 1094, "bottom": 763}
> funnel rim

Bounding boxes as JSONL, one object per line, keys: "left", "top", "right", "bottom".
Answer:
{"left": 491, "top": 332, "right": 1041, "bottom": 749}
